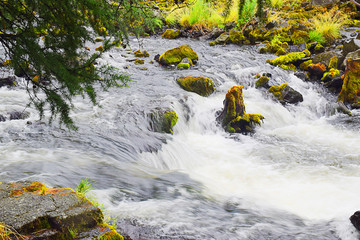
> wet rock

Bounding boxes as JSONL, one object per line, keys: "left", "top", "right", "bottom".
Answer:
{"left": 350, "top": 211, "right": 360, "bottom": 231}
{"left": 311, "top": 51, "right": 342, "bottom": 68}
{"left": 217, "top": 85, "right": 264, "bottom": 134}
{"left": 265, "top": 20, "right": 277, "bottom": 30}
{"left": 148, "top": 109, "right": 178, "bottom": 134}
{"left": 294, "top": 72, "right": 310, "bottom": 82}
{"left": 308, "top": 62, "right": 327, "bottom": 78}
{"left": 0, "top": 181, "right": 121, "bottom": 239}
{"left": 269, "top": 83, "right": 303, "bottom": 104}
{"left": 324, "top": 76, "right": 343, "bottom": 93}
{"left": 157, "top": 45, "right": 198, "bottom": 66}
{"left": 214, "top": 34, "right": 230, "bottom": 45}
{"left": 0, "top": 76, "right": 16, "bottom": 88}
{"left": 289, "top": 43, "right": 307, "bottom": 53}
{"left": 343, "top": 49, "right": 360, "bottom": 67}
{"left": 338, "top": 58, "right": 360, "bottom": 106}
{"left": 0, "top": 114, "right": 6, "bottom": 122}
{"left": 341, "top": 38, "right": 360, "bottom": 66}
{"left": 177, "top": 76, "right": 215, "bottom": 96}
{"left": 191, "top": 30, "right": 204, "bottom": 38}
{"left": 161, "top": 29, "right": 181, "bottom": 39}
{"left": 9, "top": 111, "right": 30, "bottom": 120}
{"left": 255, "top": 76, "right": 270, "bottom": 89}
{"left": 208, "top": 28, "right": 225, "bottom": 40}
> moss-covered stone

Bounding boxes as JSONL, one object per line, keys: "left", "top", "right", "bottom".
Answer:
{"left": 209, "top": 42, "right": 215, "bottom": 46}
{"left": 328, "top": 56, "right": 338, "bottom": 69}
{"left": 177, "top": 62, "right": 190, "bottom": 70}
{"left": 217, "top": 85, "right": 264, "bottom": 134}
{"left": 98, "top": 230, "right": 124, "bottom": 240}
{"left": 291, "top": 30, "right": 309, "bottom": 45}
{"left": 149, "top": 110, "right": 178, "bottom": 134}
{"left": 134, "top": 59, "right": 145, "bottom": 65}
{"left": 134, "top": 50, "right": 150, "bottom": 58}
{"left": 229, "top": 29, "right": 246, "bottom": 44}
{"left": 269, "top": 83, "right": 303, "bottom": 104}
{"left": 275, "top": 47, "right": 287, "bottom": 56}
{"left": 338, "top": 58, "right": 360, "bottom": 105}
{"left": 279, "top": 64, "right": 297, "bottom": 71}
{"left": 161, "top": 29, "right": 181, "bottom": 39}
{"left": 158, "top": 45, "right": 198, "bottom": 66}
{"left": 308, "top": 62, "right": 326, "bottom": 77}
{"left": 299, "top": 60, "right": 313, "bottom": 71}
{"left": 95, "top": 46, "right": 104, "bottom": 52}
{"left": 214, "top": 34, "right": 230, "bottom": 45}
{"left": 321, "top": 68, "right": 340, "bottom": 81}
{"left": 314, "top": 43, "right": 324, "bottom": 52}
{"left": 177, "top": 76, "right": 215, "bottom": 97}
{"left": 266, "top": 52, "right": 306, "bottom": 66}
{"left": 255, "top": 76, "right": 269, "bottom": 88}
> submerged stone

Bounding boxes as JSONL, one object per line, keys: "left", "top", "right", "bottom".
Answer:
{"left": 176, "top": 76, "right": 215, "bottom": 97}
{"left": 158, "top": 45, "right": 198, "bottom": 66}
{"left": 214, "top": 34, "right": 230, "bottom": 45}
{"left": 255, "top": 76, "right": 270, "bottom": 89}
{"left": 217, "top": 85, "right": 264, "bottom": 134}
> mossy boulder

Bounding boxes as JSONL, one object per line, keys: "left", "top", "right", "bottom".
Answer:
{"left": 266, "top": 51, "right": 307, "bottom": 69}
{"left": 214, "top": 34, "right": 230, "bottom": 45}
{"left": 177, "top": 62, "right": 190, "bottom": 70}
{"left": 161, "top": 29, "right": 181, "bottom": 39}
{"left": 217, "top": 85, "right": 264, "bottom": 134}
{"left": 269, "top": 83, "right": 304, "bottom": 104}
{"left": 308, "top": 62, "right": 327, "bottom": 78}
{"left": 255, "top": 76, "right": 270, "bottom": 89}
{"left": 229, "top": 29, "right": 246, "bottom": 44}
{"left": 0, "top": 181, "right": 120, "bottom": 240}
{"left": 291, "top": 30, "right": 309, "bottom": 45}
{"left": 177, "top": 76, "right": 215, "bottom": 97}
{"left": 158, "top": 45, "right": 198, "bottom": 66}
{"left": 134, "top": 50, "right": 150, "bottom": 58}
{"left": 148, "top": 109, "right": 178, "bottom": 134}
{"left": 338, "top": 58, "right": 360, "bottom": 107}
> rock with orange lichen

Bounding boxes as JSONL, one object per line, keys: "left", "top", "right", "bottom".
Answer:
{"left": 0, "top": 181, "right": 121, "bottom": 240}
{"left": 338, "top": 59, "right": 360, "bottom": 110}
{"left": 217, "top": 85, "right": 264, "bottom": 134}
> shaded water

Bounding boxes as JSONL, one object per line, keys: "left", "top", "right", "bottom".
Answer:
{"left": 1, "top": 36, "right": 360, "bottom": 239}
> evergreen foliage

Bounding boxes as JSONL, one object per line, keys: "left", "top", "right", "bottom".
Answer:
{"left": 0, "top": 0, "right": 160, "bottom": 129}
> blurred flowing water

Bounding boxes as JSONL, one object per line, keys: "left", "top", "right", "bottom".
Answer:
{"left": 1, "top": 36, "right": 360, "bottom": 239}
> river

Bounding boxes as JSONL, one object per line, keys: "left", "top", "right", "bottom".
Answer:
{"left": 1, "top": 36, "right": 360, "bottom": 239}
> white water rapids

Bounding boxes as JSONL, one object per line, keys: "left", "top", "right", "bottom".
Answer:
{"left": 1, "top": 36, "right": 360, "bottom": 239}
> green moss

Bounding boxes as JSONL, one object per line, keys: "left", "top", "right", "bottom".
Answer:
{"left": 321, "top": 68, "right": 340, "bottom": 81}
{"left": 134, "top": 59, "right": 144, "bottom": 65}
{"left": 163, "top": 111, "right": 178, "bottom": 134}
{"left": 177, "top": 76, "right": 215, "bottom": 97}
{"left": 314, "top": 43, "right": 324, "bottom": 51}
{"left": 302, "top": 49, "right": 311, "bottom": 57}
{"left": 254, "top": 74, "right": 261, "bottom": 79}
{"left": 159, "top": 45, "right": 198, "bottom": 66}
{"left": 267, "top": 52, "right": 306, "bottom": 66}
{"left": 291, "top": 30, "right": 309, "bottom": 45}
{"left": 229, "top": 29, "right": 246, "bottom": 44}
{"left": 299, "top": 60, "right": 313, "bottom": 71}
{"left": 279, "top": 64, "right": 296, "bottom": 71}
{"left": 134, "top": 50, "right": 150, "bottom": 58}
{"left": 255, "top": 76, "right": 269, "bottom": 88}
{"left": 275, "top": 47, "right": 287, "bottom": 56}
{"left": 328, "top": 56, "right": 338, "bottom": 69}
{"left": 209, "top": 42, "right": 215, "bottom": 46}
{"left": 269, "top": 83, "right": 288, "bottom": 100}
{"left": 177, "top": 62, "right": 190, "bottom": 69}
{"left": 161, "top": 29, "right": 181, "bottom": 39}
{"left": 98, "top": 230, "right": 124, "bottom": 240}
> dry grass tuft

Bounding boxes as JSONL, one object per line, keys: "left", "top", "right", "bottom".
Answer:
{"left": 0, "top": 223, "right": 24, "bottom": 240}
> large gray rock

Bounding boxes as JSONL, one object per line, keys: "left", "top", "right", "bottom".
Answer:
{"left": 0, "top": 181, "right": 121, "bottom": 240}
{"left": 340, "top": 39, "right": 360, "bottom": 67}
{"left": 343, "top": 49, "right": 360, "bottom": 67}
{"left": 311, "top": 51, "right": 342, "bottom": 67}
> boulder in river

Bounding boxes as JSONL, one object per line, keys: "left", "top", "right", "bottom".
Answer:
{"left": 161, "top": 29, "right": 181, "bottom": 39}
{"left": 158, "top": 45, "right": 198, "bottom": 66}
{"left": 266, "top": 51, "right": 309, "bottom": 70}
{"left": 350, "top": 211, "right": 360, "bottom": 231}
{"left": 269, "top": 83, "right": 304, "bottom": 104}
{"left": 0, "top": 76, "right": 16, "bottom": 88}
{"left": 0, "top": 181, "right": 123, "bottom": 239}
{"left": 217, "top": 85, "right": 264, "bottom": 134}
{"left": 338, "top": 58, "right": 360, "bottom": 108}
{"left": 148, "top": 109, "right": 178, "bottom": 134}
{"left": 177, "top": 76, "right": 215, "bottom": 97}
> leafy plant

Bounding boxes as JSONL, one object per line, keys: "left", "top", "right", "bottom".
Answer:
{"left": 311, "top": 8, "right": 348, "bottom": 44}
{"left": 308, "top": 30, "right": 325, "bottom": 44}
{"left": 0, "top": 0, "right": 160, "bottom": 129}
{"left": 238, "top": 0, "right": 257, "bottom": 25}
{"left": 76, "top": 178, "right": 93, "bottom": 196}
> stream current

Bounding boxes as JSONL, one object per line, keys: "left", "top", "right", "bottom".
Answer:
{"left": 1, "top": 36, "right": 360, "bottom": 239}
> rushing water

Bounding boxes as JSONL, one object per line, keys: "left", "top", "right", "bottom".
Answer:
{"left": 1, "top": 36, "right": 360, "bottom": 240}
